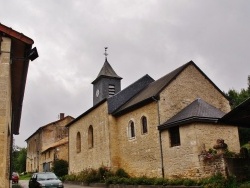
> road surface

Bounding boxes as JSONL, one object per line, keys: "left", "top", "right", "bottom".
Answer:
{"left": 18, "top": 180, "right": 93, "bottom": 188}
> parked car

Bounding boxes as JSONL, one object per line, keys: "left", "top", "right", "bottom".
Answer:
{"left": 29, "top": 172, "right": 64, "bottom": 188}
{"left": 12, "top": 172, "right": 19, "bottom": 184}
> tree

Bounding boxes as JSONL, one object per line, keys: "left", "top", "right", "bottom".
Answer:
{"left": 226, "top": 75, "right": 250, "bottom": 145}
{"left": 227, "top": 88, "right": 250, "bottom": 109}
{"left": 53, "top": 159, "right": 68, "bottom": 177}
{"left": 16, "top": 148, "right": 27, "bottom": 173}
{"left": 12, "top": 141, "right": 27, "bottom": 173}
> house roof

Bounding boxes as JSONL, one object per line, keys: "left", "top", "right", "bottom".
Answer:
{"left": 92, "top": 59, "right": 122, "bottom": 84}
{"left": 113, "top": 61, "right": 228, "bottom": 116}
{"left": 220, "top": 97, "right": 250, "bottom": 127}
{"left": 158, "top": 98, "right": 225, "bottom": 130}
{"left": 0, "top": 23, "right": 34, "bottom": 134}
{"left": 41, "top": 137, "right": 68, "bottom": 153}
{"left": 25, "top": 116, "right": 74, "bottom": 141}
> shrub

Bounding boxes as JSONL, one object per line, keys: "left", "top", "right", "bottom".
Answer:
{"left": 12, "top": 185, "right": 22, "bottom": 188}
{"left": 201, "top": 173, "right": 238, "bottom": 188}
{"left": 183, "top": 178, "right": 197, "bottom": 186}
{"left": 168, "top": 178, "right": 184, "bottom": 185}
{"left": 153, "top": 177, "right": 168, "bottom": 185}
{"left": 76, "top": 168, "right": 99, "bottom": 183}
{"left": 239, "top": 182, "right": 250, "bottom": 188}
{"left": 132, "top": 176, "right": 155, "bottom": 185}
{"left": 115, "top": 168, "right": 130, "bottom": 178}
{"left": 64, "top": 166, "right": 247, "bottom": 187}
{"left": 63, "top": 173, "right": 78, "bottom": 181}
{"left": 97, "top": 166, "right": 114, "bottom": 182}
{"left": 53, "top": 159, "right": 68, "bottom": 177}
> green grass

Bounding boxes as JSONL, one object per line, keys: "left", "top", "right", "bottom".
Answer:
{"left": 239, "top": 182, "right": 250, "bottom": 188}
{"left": 12, "top": 184, "right": 22, "bottom": 188}
{"left": 19, "top": 173, "right": 32, "bottom": 180}
{"left": 242, "top": 143, "right": 250, "bottom": 150}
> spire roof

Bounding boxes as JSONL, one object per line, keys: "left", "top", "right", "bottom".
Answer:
{"left": 92, "top": 59, "right": 122, "bottom": 84}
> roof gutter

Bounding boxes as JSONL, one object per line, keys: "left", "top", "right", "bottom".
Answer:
{"left": 158, "top": 116, "right": 220, "bottom": 131}
{"left": 0, "top": 23, "right": 34, "bottom": 44}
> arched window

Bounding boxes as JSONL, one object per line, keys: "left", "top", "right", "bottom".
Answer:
{"left": 128, "top": 121, "right": 135, "bottom": 138}
{"left": 76, "top": 132, "right": 81, "bottom": 153}
{"left": 141, "top": 116, "right": 148, "bottom": 134}
{"left": 88, "top": 125, "right": 94, "bottom": 148}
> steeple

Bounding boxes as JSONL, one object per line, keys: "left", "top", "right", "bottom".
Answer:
{"left": 92, "top": 47, "right": 122, "bottom": 106}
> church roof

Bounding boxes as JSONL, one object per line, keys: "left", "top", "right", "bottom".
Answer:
{"left": 108, "top": 74, "right": 154, "bottom": 114}
{"left": 113, "top": 61, "right": 228, "bottom": 116}
{"left": 158, "top": 98, "right": 225, "bottom": 130}
{"left": 92, "top": 59, "right": 122, "bottom": 84}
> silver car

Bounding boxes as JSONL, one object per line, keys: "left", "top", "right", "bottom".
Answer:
{"left": 29, "top": 172, "right": 64, "bottom": 188}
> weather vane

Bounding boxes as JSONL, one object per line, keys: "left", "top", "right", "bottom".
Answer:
{"left": 104, "top": 47, "right": 108, "bottom": 60}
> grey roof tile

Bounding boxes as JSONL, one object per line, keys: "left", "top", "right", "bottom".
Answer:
{"left": 113, "top": 61, "right": 193, "bottom": 115}
{"left": 113, "top": 60, "right": 228, "bottom": 116}
{"left": 108, "top": 74, "right": 154, "bottom": 114}
{"left": 92, "top": 60, "right": 122, "bottom": 84}
{"left": 158, "top": 98, "right": 225, "bottom": 130}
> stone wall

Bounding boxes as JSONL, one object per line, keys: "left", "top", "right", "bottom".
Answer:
{"left": 157, "top": 64, "right": 239, "bottom": 179}
{"left": 158, "top": 64, "right": 230, "bottom": 125}
{"left": 114, "top": 102, "right": 162, "bottom": 177}
{"left": 161, "top": 123, "right": 240, "bottom": 179}
{"left": 68, "top": 102, "right": 111, "bottom": 174}
{"left": 0, "top": 37, "right": 12, "bottom": 187}
{"left": 26, "top": 133, "right": 40, "bottom": 172}
{"left": 41, "top": 117, "right": 71, "bottom": 150}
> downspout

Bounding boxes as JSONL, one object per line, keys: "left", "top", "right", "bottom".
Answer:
{"left": 9, "top": 113, "right": 15, "bottom": 185}
{"left": 68, "top": 127, "right": 70, "bottom": 174}
{"left": 159, "top": 130, "right": 164, "bottom": 178}
{"left": 152, "top": 96, "right": 164, "bottom": 178}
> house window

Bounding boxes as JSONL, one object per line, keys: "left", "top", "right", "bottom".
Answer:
{"left": 169, "top": 126, "right": 180, "bottom": 147}
{"left": 88, "top": 125, "right": 94, "bottom": 148}
{"left": 108, "top": 84, "right": 115, "bottom": 97}
{"left": 141, "top": 116, "right": 148, "bottom": 134}
{"left": 128, "top": 121, "right": 135, "bottom": 138}
{"left": 76, "top": 132, "right": 81, "bottom": 153}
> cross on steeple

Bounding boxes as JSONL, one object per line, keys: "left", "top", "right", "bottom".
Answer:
{"left": 104, "top": 47, "right": 108, "bottom": 61}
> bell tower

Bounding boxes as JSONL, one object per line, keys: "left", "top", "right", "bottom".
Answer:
{"left": 92, "top": 47, "right": 122, "bottom": 106}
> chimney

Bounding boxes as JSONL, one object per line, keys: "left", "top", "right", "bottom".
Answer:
{"left": 59, "top": 113, "right": 64, "bottom": 119}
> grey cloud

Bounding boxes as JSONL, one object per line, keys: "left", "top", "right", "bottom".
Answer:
{"left": 0, "top": 0, "right": 248, "bottom": 146}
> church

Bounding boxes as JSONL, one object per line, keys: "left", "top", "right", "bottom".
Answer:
{"left": 67, "top": 53, "right": 240, "bottom": 179}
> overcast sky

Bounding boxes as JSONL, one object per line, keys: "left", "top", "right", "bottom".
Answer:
{"left": 1, "top": 0, "right": 249, "bottom": 147}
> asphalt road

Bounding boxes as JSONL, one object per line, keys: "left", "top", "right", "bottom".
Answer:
{"left": 17, "top": 180, "right": 89, "bottom": 188}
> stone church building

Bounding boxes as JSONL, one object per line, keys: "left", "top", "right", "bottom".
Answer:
{"left": 67, "top": 58, "right": 240, "bottom": 179}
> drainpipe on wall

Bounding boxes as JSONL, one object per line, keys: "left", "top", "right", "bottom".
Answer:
{"left": 159, "top": 130, "right": 164, "bottom": 178}
{"left": 151, "top": 96, "right": 165, "bottom": 178}
{"left": 9, "top": 113, "right": 15, "bottom": 183}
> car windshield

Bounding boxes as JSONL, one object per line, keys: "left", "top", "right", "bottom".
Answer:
{"left": 12, "top": 173, "right": 18, "bottom": 177}
{"left": 37, "top": 173, "right": 58, "bottom": 181}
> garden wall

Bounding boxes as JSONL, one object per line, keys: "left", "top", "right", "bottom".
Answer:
{"left": 225, "top": 158, "right": 250, "bottom": 180}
